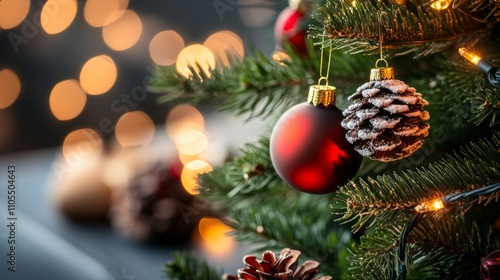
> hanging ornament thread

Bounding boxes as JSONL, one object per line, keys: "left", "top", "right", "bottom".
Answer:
{"left": 341, "top": 13, "right": 430, "bottom": 162}
{"left": 270, "top": 33, "right": 362, "bottom": 194}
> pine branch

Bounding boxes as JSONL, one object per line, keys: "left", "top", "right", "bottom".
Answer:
{"left": 149, "top": 42, "right": 374, "bottom": 120}
{"left": 470, "top": 86, "right": 500, "bottom": 126}
{"left": 311, "top": 0, "right": 498, "bottom": 57}
{"left": 333, "top": 132, "right": 500, "bottom": 233}
{"left": 164, "top": 252, "right": 222, "bottom": 280}
{"left": 346, "top": 211, "right": 500, "bottom": 279}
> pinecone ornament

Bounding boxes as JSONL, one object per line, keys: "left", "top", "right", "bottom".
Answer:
{"left": 222, "top": 248, "right": 332, "bottom": 280}
{"left": 341, "top": 66, "right": 430, "bottom": 162}
{"left": 109, "top": 159, "right": 202, "bottom": 243}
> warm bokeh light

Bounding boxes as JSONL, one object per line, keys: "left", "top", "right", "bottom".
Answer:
{"left": 49, "top": 80, "right": 87, "bottom": 121}
{"left": 80, "top": 55, "right": 117, "bottom": 95}
{"left": 197, "top": 218, "right": 234, "bottom": 257}
{"left": 0, "top": 69, "right": 21, "bottom": 109}
{"left": 62, "top": 128, "right": 103, "bottom": 166}
{"left": 272, "top": 50, "right": 291, "bottom": 65}
{"left": 166, "top": 104, "right": 205, "bottom": 138}
{"left": 175, "top": 129, "right": 209, "bottom": 156}
{"left": 84, "top": 0, "right": 128, "bottom": 27}
{"left": 115, "top": 111, "right": 155, "bottom": 147}
{"left": 149, "top": 30, "right": 185, "bottom": 66}
{"left": 180, "top": 160, "right": 213, "bottom": 195}
{"left": 203, "top": 31, "right": 244, "bottom": 67}
{"left": 176, "top": 44, "right": 216, "bottom": 78}
{"left": 102, "top": 10, "right": 142, "bottom": 51}
{"left": 0, "top": 0, "right": 30, "bottom": 29}
{"left": 41, "top": 0, "right": 78, "bottom": 34}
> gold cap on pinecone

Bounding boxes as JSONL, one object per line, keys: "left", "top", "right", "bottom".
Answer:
{"left": 370, "top": 67, "right": 395, "bottom": 81}
{"left": 308, "top": 85, "right": 336, "bottom": 107}
{"left": 370, "top": 59, "right": 395, "bottom": 81}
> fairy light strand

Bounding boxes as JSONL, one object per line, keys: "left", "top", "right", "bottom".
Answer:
{"left": 392, "top": 182, "right": 500, "bottom": 280}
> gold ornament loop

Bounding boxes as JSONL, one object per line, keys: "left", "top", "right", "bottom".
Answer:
{"left": 375, "top": 58, "right": 389, "bottom": 68}
{"left": 317, "top": 77, "right": 329, "bottom": 86}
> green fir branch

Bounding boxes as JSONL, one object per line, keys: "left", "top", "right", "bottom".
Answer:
{"left": 333, "top": 132, "right": 500, "bottom": 233}
{"left": 311, "top": 0, "right": 497, "bottom": 57}
{"left": 346, "top": 212, "right": 500, "bottom": 279}
{"left": 470, "top": 86, "right": 500, "bottom": 126}
{"left": 164, "top": 252, "right": 222, "bottom": 280}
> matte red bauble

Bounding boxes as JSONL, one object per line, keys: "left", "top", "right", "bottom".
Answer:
{"left": 481, "top": 249, "right": 500, "bottom": 280}
{"left": 270, "top": 85, "right": 362, "bottom": 194}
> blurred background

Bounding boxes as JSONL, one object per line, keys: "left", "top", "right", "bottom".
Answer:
{"left": 0, "top": 0, "right": 292, "bottom": 279}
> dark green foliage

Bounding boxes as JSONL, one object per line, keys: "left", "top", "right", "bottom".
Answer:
{"left": 334, "top": 132, "right": 500, "bottom": 232}
{"left": 164, "top": 252, "right": 222, "bottom": 280}
{"left": 311, "top": 0, "right": 497, "bottom": 57}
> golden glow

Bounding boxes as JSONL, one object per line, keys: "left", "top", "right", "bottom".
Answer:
{"left": 459, "top": 47, "right": 482, "bottom": 65}
{"left": 84, "top": 0, "right": 128, "bottom": 27}
{"left": 0, "top": 0, "right": 30, "bottom": 29}
{"left": 174, "top": 129, "right": 209, "bottom": 155}
{"left": 272, "top": 50, "right": 291, "bottom": 65}
{"left": 62, "top": 128, "right": 103, "bottom": 166}
{"left": 79, "top": 55, "right": 117, "bottom": 95}
{"left": 415, "top": 198, "right": 445, "bottom": 213}
{"left": 430, "top": 0, "right": 451, "bottom": 10}
{"left": 176, "top": 44, "right": 216, "bottom": 78}
{"left": 49, "top": 80, "right": 87, "bottom": 121}
{"left": 180, "top": 160, "right": 213, "bottom": 195}
{"left": 102, "top": 10, "right": 142, "bottom": 51}
{"left": 197, "top": 218, "right": 234, "bottom": 256}
{"left": 203, "top": 31, "right": 244, "bottom": 67}
{"left": 0, "top": 69, "right": 21, "bottom": 109}
{"left": 115, "top": 111, "right": 155, "bottom": 147}
{"left": 149, "top": 30, "right": 185, "bottom": 66}
{"left": 41, "top": 0, "right": 78, "bottom": 34}
{"left": 166, "top": 104, "right": 205, "bottom": 138}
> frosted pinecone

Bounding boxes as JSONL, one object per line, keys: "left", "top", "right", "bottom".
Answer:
{"left": 341, "top": 79, "right": 430, "bottom": 162}
{"left": 222, "top": 248, "right": 332, "bottom": 280}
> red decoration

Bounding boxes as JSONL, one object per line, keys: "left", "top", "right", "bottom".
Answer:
{"left": 274, "top": 1, "right": 311, "bottom": 55}
{"left": 481, "top": 249, "right": 500, "bottom": 280}
{"left": 270, "top": 102, "right": 362, "bottom": 194}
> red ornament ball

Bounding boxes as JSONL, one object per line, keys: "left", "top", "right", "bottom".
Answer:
{"left": 270, "top": 102, "right": 362, "bottom": 194}
{"left": 481, "top": 249, "right": 500, "bottom": 280}
{"left": 274, "top": 1, "right": 311, "bottom": 55}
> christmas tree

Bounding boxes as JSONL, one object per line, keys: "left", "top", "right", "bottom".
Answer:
{"left": 149, "top": 0, "right": 500, "bottom": 279}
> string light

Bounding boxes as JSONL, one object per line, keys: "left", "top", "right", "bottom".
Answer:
{"left": 414, "top": 198, "right": 444, "bottom": 213}
{"left": 393, "top": 182, "right": 500, "bottom": 280}
{"left": 459, "top": 47, "right": 500, "bottom": 88}
{"left": 430, "top": 0, "right": 451, "bottom": 10}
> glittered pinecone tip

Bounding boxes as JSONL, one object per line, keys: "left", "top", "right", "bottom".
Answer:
{"left": 341, "top": 79, "right": 430, "bottom": 162}
{"left": 222, "top": 248, "right": 332, "bottom": 280}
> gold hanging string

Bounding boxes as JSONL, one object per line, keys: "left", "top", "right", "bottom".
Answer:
{"left": 375, "top": 12, "right": 389, "bottom": 69}
{"left": 308, "top": 30, "right": 336, "bottom": 108}
{"left": 370, "top": 12, "right": 395, "bottom": 81}
{"left": 318, "top": 31, "right": 333, "bottom": 86}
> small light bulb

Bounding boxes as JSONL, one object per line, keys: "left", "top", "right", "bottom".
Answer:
{"left": 415, "top": 198, "right": 445, "bottom": 213}
{"left": 431, "top": 0, "right": 450, "bottom": 10}
{"left": 458, "top": 47, "right": 482, "bottom": 65}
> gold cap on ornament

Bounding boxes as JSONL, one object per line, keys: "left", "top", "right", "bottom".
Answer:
{"left": 370, "top": 59, "right": 395, "bottom": 81}
{"left": 308, "top": 84, "right": 336, "bottom": 107}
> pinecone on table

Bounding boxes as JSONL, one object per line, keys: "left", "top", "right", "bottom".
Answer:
{"left": 341, "top": 79, "right": 430, "bottom": 162}
{"left": 222, "top": 248, "right": 332, "bottom": 280}
{"left": 109, "top": 159, "right": 201, "bottom": 243}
